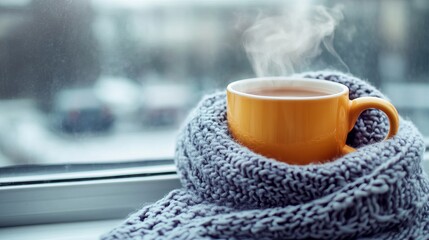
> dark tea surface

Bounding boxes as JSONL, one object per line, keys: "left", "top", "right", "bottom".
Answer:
{"left": 247, "top": 87, "right": 330, "bottom": 97}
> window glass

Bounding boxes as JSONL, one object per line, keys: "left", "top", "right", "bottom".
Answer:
{"left": 0, "top": 0, "right": 427, "bottom": 171}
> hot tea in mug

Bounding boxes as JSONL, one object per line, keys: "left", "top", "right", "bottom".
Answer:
{"left": 227, "top": 77, "right": 399, "bottom": 165}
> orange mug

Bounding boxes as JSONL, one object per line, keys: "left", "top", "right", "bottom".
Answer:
{"left": 226, "top": 77, "right": 399, "bottom": 165}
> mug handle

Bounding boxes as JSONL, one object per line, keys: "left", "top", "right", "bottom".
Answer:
{"left": 341, "top": 97, "right": 400, "bottom": 154}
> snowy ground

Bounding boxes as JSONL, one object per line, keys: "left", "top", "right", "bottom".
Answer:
{"left": 0, "top": 100, "right": 178, "bottom": 166}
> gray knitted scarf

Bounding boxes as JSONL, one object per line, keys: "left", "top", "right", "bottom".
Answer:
{"left": 102, "top": 71, "right": 429, "bottom": 240}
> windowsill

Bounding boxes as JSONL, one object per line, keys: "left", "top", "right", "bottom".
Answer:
{"left": 0, "top": 219, "right": 121, "bottom": 240}
{"left": 0, "top": 152, "right": 427, "bottom": 238}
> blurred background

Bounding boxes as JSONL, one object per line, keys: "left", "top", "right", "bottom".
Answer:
{"left": 0, "top": 0, "right": 427, "bottom": 167}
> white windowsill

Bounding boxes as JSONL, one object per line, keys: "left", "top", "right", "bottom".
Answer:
{"left": 0, "top": 219, "right": 121, "bottom": 240}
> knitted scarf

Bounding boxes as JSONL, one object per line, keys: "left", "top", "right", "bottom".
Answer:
{"left": 102, "top": 71, "right": 429, "bottom": 240}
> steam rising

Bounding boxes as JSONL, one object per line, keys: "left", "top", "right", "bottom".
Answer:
{"left": 243, "top": 5, "right": 346, "bottom": 76}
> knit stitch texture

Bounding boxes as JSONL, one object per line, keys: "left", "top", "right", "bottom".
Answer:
{"left": 102, "top": 71, "right": 429, "bottom": 240}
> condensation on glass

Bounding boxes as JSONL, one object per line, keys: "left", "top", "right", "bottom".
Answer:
{"left": 0, "top": 0, "right": 427, "bottom": 168}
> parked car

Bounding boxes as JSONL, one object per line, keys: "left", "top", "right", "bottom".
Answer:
{"left": 51, "top": 88, "right": 115, "bottom": 133}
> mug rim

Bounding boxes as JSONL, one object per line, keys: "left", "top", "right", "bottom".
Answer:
{"left": 227, "top": 77, "right": 349, "bottom": 100}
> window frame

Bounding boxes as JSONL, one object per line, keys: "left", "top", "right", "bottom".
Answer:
{"left": 0, "top": 162, "right": 180, "bottom": 227}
